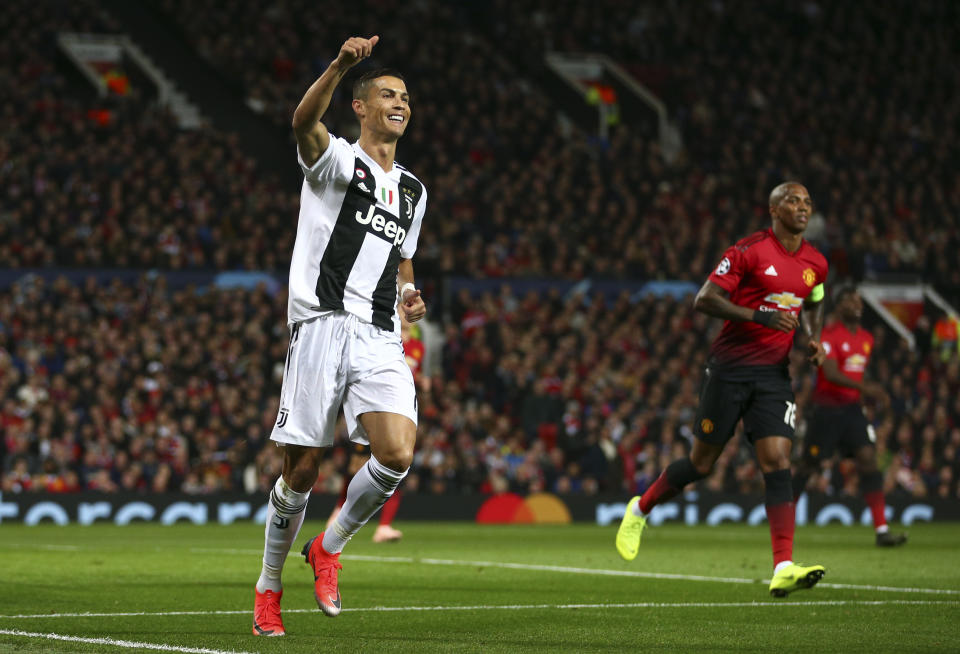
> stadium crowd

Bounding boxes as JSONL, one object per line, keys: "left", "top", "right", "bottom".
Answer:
{"left": 154, "top": 0, "right": 960, "bottom": 304}
{"left": 2, "top": 0, "right": 959, "bottom": 502}
{"left": 1, "top": 277, "right": 958, "bottom": 504}
{"left": 2, "top": 1, "right": 299, "bottom": 272}
{"left": 3, "top": 1, "right": 959, "bottom": 306}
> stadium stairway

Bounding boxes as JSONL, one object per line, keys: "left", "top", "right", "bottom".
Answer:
{"left": 99, "top": 0, "right": 294, "bottom": 182}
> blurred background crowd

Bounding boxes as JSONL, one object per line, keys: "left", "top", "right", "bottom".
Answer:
{"left": 2, "top": 0, "right": 959, "bottom": 503}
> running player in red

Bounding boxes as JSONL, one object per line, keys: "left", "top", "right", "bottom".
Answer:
{"left": 793, "top": 286, "right": 907, "bottom": 546}
{"left": 616, "top": 182, "right": 829, "bottom": 597}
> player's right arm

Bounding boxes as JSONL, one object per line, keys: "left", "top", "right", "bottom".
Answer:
{"left": 694, "top": 281, "right": 799, "bottom": 333}
{"left": 292, "top": 35, "right": 379, "bottom": 166}
{"left": 819, "top": 356, "right": 887, "bottom": 400}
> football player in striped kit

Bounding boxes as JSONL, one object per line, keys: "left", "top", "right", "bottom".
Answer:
{"left": 253, "top": 35, "right": 427, "bottom": 636}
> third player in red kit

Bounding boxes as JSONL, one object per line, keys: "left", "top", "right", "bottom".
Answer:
{"left": 794, "top": 286, "right": 907, "bottom": 546}
{"left": 616, "top": 182, "right": 829, "bottom": 597}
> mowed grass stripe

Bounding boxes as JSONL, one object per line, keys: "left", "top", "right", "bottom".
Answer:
{"left": 1, "top": 524, "right": 958, "bottom": 653}
{"left": 5, "top": 539, "right": 958, "bottom": 595}
{"left": 3, "top": 599, "right": 958, "bottom": 621}
{"left": 9, "top": 541, "right": 960, "bottom": 595}
{"left": 187, "top": 548, "right": 960, "bottom": 595}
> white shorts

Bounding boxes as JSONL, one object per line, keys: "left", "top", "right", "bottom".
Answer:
{"left": 270, "top": 311, "right": 417, "bottom": 448}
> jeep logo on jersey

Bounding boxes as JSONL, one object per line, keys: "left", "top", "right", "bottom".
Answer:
{"left": 355, "top": 204, "right": 407, "bottom": 247}
{"left": 764, "top": 291, "right": 804, "bottom": 310}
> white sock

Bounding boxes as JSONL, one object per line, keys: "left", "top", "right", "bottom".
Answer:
{"left": 875, "top": 524, "right": 889, "bottom": 534}
{"left": 631, "top": 500, "right": 645, "bottom": 517}
{"left": 774, "top": 560, "right": 793, "bottom": 575}
{"left": 322, "top": 456, "right": 407, "bottom": 554}
{"left": 256, "top": 476, "right": 310, "bottom": 593}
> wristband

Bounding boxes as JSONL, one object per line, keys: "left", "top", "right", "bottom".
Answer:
{"left": 753, "top": 309, "right": 775, "bottom": 327}
{"left": 399, "top": 282, "right": 417, "bottom": 298}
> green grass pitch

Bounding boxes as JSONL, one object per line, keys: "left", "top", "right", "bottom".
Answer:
{"left": 0, "top": 521, "right": 958, "bottom": 653}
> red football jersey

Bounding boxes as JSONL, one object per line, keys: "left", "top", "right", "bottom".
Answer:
{"left": 403, "top": 337, "right": 425, "bottom": 375}
{"left": 707, "top": 228, "right": 828, "bottom": 367}
{"left": 813, "top": 322, "right": 874, "bottom": 405}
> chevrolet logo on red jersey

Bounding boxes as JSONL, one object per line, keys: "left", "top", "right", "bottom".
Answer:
{"left": 764, "top": 292, "right": 804, "bottom": 310}
{"left": 843, "top": 353, "right": 868, "bottom": 372}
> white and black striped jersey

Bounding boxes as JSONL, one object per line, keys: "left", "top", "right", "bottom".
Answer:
{"left": 287, "top": 135, "right": 427, "bottom": 333}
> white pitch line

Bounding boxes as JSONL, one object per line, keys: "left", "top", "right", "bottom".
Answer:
{"left": 0, "top": 629, "right": 255, "bottom": 654}
{"left": 9, "top": 543, "right": 959, "bottom": 597}
{"left": 2, "top": 610, "right": 259, "bottom": 620}
{"left": 1, "top": 599, "right": 959, "bottom": 622}
{"left": 417, "top": 557, "right": 960, "bottom": 596}
{"left": 191, "top": 549, "right": 960, "bottom": 596}
{"left": 424, "top": 557, "right": 759, "bottom": 584}
{"left": 818, "top": 581, "right": 960, "bottom": 594}
{"left": 0, "top": 543, "right": 81, "bottom": 551}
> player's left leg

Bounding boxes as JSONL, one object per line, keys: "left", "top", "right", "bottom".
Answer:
{"left": 748, "top": 375, "right": 824, "bottom": 596}
{"left": 756, "top": 435, "right": 825, "bottom": 596}
{"left": 326, "top": 451, "right": 367, "bottom": 531}
{"left": 756, "top": 436, "right": 799, "bottom": 571}
{"left": 855, "top": 443, "right": 907, "bottom": 547}
{"left": 303, "top": 414, "right": 413, "bottom": 616}
{"left": 328, "top": 333, "right": 417, "bottom": 555}
{"left": 325, "top": 412, "right": 414, "bottom": 552}
{"left": 304, "top": 320, "right": 418, "bottom": 611}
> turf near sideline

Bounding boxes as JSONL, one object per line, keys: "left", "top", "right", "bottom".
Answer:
{"left": 0, "top": 522, "right": 957, "bottom": 653}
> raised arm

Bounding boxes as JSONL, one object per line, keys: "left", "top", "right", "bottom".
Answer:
{"left": 693, "top": 280, "right": 799, "bottom": 333}
{"left": 292, "top": 35, "right": 379, "bottom": 166}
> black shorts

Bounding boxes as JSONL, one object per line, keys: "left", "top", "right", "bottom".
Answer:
{"left": 803, "top": 403, "right": 872, "bottom": 462}
{"left": 693, "top": 366, "right": 796, "bottom": 445}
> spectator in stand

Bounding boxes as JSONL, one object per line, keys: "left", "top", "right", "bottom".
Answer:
{"left": 149, "top": 0, "right": 960, "bottom": 309}
{"left": 3, "top": 1, "right": 960, "bottom": 510}
{"left": 1, "top": 276, "right": 957, "bottom": 503}
{"left": 933, "top": 311, "right": 960, "bottom": 361}
{"left": 8, "top": 1, "right": 960, "bottom": 305}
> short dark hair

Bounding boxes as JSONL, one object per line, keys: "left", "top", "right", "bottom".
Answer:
{"left": 833, "top": 284, "right": 858, "bottom": 304}
{"left": 352, "top": 68, "right": 406, "bottom": 100}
